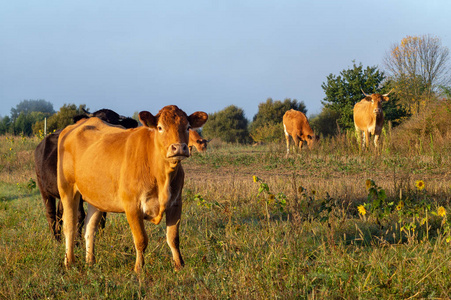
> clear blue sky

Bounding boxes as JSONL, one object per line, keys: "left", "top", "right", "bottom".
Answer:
{"left": 1, "top": 0, "right": 450, "bottom": 120}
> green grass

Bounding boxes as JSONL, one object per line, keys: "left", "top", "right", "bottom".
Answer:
{"left": 1, "top": 134, "right": 451, "bottom": 299}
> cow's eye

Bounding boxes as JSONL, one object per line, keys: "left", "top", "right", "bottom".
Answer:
{"left": 157, "top": 126, "right": 163, "bottom": 132}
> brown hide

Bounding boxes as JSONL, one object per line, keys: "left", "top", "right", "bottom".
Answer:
{"left": 283, "top": 109, "right": 317, "bottom": 155}
{"left": 57, "top": 105, "right": 208, "bottom": 272}
{"left": 353, "top": 93, "right": 389, "bottom": 148}
{"left": 35, "top": 108, "right": 138, "bottom": 241}
{"left": 188, "top": 129, "right": 208, "bottom": 154}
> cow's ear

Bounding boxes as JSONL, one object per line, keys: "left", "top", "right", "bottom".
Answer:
{"left": 139, "top": 111, "right": 157, "bottom": 128}
{"left": 364, "top": 96, "right": 373, "bottom": 101}
{"left": 383, "top": 96, "right": 389, "bottom": 102}
{"left": 188, "top": 112, "right": 208, "bottom": 129}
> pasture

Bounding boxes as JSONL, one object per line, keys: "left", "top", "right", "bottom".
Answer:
{"left": 1, "top": 131, "right": 451, "bottom": 299}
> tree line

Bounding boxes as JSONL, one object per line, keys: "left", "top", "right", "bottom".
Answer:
{"left": 1, "top": 34, "right": 449, "bottom": 143}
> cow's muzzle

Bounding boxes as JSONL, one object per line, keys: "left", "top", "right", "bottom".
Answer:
{"left": 167, "top": 143, "right": 190, "bottom": 162}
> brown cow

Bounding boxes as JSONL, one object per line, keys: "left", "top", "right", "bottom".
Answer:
{"left": 57, "top": 105, "right": 208, "bottom": 272}
{"left": 353, "top": 89, "right": 392, "bottom": 148}
{"left": 283, "top": 109, "right": 317, "bottom": 156}
{"left": 188, "top": 129, "right": 209, "bottom": 155}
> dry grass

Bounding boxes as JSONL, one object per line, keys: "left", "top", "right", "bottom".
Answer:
{"left": 1, "top": 109, "right": 451, "bottom": 298}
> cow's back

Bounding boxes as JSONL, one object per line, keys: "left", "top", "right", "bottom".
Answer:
{"left": 283, "top": 109, "right": 311, "bottom": 136}
{"left": 58, "top": 118, "right": 150, "bottom": 213}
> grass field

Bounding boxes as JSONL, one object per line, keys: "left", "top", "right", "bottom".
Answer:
{"left": 1, "top": 132, "right": 451, "bottom": 299}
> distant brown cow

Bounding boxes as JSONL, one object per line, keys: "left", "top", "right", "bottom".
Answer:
{"left": 57, "top": 105, "right": 207, "bottom": 272}
{"left": 188, "top": 129, "right": 209, "bottom": 155}
{"left": 353, "top": 89, "right": 392, "bottom": 148}
{"left": 283, "top": 109, "right": 317, "bottom": 156}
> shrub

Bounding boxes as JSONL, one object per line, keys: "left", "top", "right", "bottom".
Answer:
{"left": 389, "top": 99, "right": 451, "bottom": 154}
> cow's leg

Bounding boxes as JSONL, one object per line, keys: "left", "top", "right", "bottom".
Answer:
{"left": 77, "top": 198, "right": 86, "bottom": 238}
{"left": 55, "top": 199, "right": 64, "bottom": 240}
{"left": 364, "top": 130, "right": 370, "bottom": 149}
{"left": 85, "top": 203, "right": 103, "bottom": 265}
{"left": 298, "top": 136, "right": 304, "bottom": 151}
{"left": 166, "top": 201, "right": 184, "bottom": 270}
{"left": 61, "top": 190, "right": 81, "bottom": 267}
{"left": 283, "top": 125, "right": 290, "bottom": 157}
{"left": 40, "top": 191, "right": 60, "bottom": 241}
{"left": 355, "top": 126, "right": 363, "bottom": 149}
{"left": 373, "top": 127, "right": 382, "bottom": 148}
{"left": 292, "top": 136, "right": 301, "bottom": 154}
{"left": 125, "top": 209, "right": 148, "bottom": 273}
{"left": 99, "top": 212, "right": 107, "bottom": 231}
{"left": 374, "top": 134, "right": 380, "bottom": 148}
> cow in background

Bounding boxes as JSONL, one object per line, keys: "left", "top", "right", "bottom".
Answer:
{"left": 57, "top": 105, "right": 207, "bottom": 272}
{"left": 34, "top": 108, "right": 138, "bottom": 241}
{"left": 74, "top": 108, "right": 138, "bottom": 128}
{"left": 188, "top": 129, "right": 210, "bottom": 155}
{"left": 353, "top": 89, "right": 392, "bottom": 148}
{"left": 283, "top": 109, "right": 318, "bottom": 156}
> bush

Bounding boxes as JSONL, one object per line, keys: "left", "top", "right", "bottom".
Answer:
{"left": 389, "top": 99, "right": 451, "bottom": 153}
{"left": 309, "top": 107, "right": 341, "bottom": 137}
{"left": 202, "top": 105, "right": 250, "bottom": 144}
{"left": 250, "top": 123, "right": 284, "bottom": 144}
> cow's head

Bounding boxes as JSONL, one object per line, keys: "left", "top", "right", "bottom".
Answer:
{"left": 194, "top": 138, "right": 209, "bottom": 153}
{"left": 139, "top": 105, "right": 208, "bottom": 165}
{"left": 305, "top": 134, "right": 320, "bottom": 149}
{"left": 189, "top": 129, "right": 210, "bottom": 154}
{"left": 361, "top": 89, "right": 392, "bottom": 116}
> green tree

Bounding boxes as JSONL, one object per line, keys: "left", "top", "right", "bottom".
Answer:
{"left": 10, "top": 99, "right": 54, "bottom": 121}
{"left": 321, "top": 62, "right": 387, "bottom": 130}
{"left": 0, "top": 116, "right": 12, "bottom": 135}
{"left": 33, "top": 104, "right": 86, "bottom": 134}
{"left": 202, "top": 105, "right": 249, "bottom": 143}
{"left": 309, "top": 107, "right": 341, "bottom": 137}
{"left": 251, "top": 98, "right": 306, "bottom": 130}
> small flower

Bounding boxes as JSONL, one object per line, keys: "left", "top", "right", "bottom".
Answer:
{"left": 268, "top": 194, "right": 275, "bottom": 202}
{"left": 358, "top": 205, "right": 366, "bottom": 216}
{"left": 311, "top": 190, "right": 317, "bottom": 196}
{"left": 365, "top": 179, "right": 373, "bottom": 190}
{"left": 438, "top": 206, "right": 446, "bottom": 217}
{"left": 396, "top": 200, "right": 404, "bottom": 210}
{"left": 415, "top": 180, "right": 425, "bottom": 191}
{"left": 9, "top": 148, "right": 12, "bottom": 151}
{"left": 252, "top": 176, "right": 258, "bottom": 183}
{"left": 298, "top": 186, "right": 304, "bottom": 194}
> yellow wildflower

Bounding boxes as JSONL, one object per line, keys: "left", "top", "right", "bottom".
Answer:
{"left": 415, "top": 180, "right": 425, "bottom": 191}
{"left": 9, "top": 148, "right": 12, "bottom": 151}
{"left": 365, "top": 179, "right": 372, "bottom": 190}
{"left": 358, "top": 205, "right": 366, "bottom": 216}
{"left": 311, "top": 190, "right": 317, "bottom": 196}
{"left": 268, "top": 194, "right": 275, "bottom": 202}
{"left": 438, "top": 206, "right": 446, "bottom": 217}
{"left": 252, "top": 176, "right": 258, "bottom": 183}
{"left": 298, "top": 186, "right": 304, "bottom": 194}
{"left": 396, "top": 201, "right": 404, "bottom": 210}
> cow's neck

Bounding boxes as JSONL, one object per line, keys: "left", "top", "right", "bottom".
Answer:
{"left": 145, "top": 137, "right": 182, "bottom": 225}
